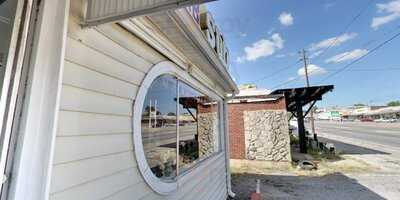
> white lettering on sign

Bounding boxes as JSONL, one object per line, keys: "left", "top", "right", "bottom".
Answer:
{"left": 199, "top": 10, "right": 229, "bottom": 68}
{"left": 186, "top": 5, "right": 200, "bottom": 25}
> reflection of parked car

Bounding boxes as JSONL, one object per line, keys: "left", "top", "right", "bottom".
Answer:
{"left": 361, "top": 118, "right": 373, "bottom": 122}
{"left": 375, "top": 118, "right": 397, "bottom": 123}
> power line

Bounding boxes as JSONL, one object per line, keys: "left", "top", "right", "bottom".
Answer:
{"left": 254, "top": 60, "right": 301, "bottom": 83}
{"left": 269, "top": 67, "right": 400, "bottom": 91}
{"left": 311, "top": 0, "right": 375, "bottom": 62}
{"left": 321, "top": 25, "right": 400, "bottom": 66}
{"left": 268, "top": 65, "right": 400, "bottom": 91}
{"left": 267, "top": 25, "right": 400, "bottom": 88}
{"left": 264, "top": 0, "right": 375, "bottom": 90}
{"left": 319, "top": 30, "right": 400, "bottom": 83}
{"left": 255, "top": 1, "right": 396, "bottom": 90}
{"left": 255, "top": 22, "right": 400, "bottom": 87}
{"left": 329, "top": 67, "right": 400, "bottom": 72}
{"left": 270, "top": 76, "right": 303, "bottom": 90}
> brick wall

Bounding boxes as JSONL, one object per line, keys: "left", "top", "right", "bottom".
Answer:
{"left": 228, "top": 97, "right": 286, "bottom": 159}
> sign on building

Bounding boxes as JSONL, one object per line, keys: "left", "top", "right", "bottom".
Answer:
{"left": 84, "top": 0, "right": 216, "bottom": 26}
{"left": 199, "top": 8, "right": 229, "bottom": 68}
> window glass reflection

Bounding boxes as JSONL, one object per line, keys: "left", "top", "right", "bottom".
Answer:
{"left": 140, "top": 75, "right": 221, "bottom": 180}
{"left": 178, "top": 82, "right": 201, "bottom": 171}
{"left": 141, "top": 75, "right": 177, "bottom": 181}
{"left": 178, "top": 82, "right": 220, "bottom": 173}
{"left": 0, "top": 0, "right": 18, "bottom": 97}
{"left": 197, "top": 94, "right": 220, "bottom": 159}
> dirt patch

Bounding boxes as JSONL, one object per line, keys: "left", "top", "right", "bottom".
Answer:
{"left": 231, "top": 173, "right": 386, "bottom": 200}
{"left": 230, "top": 155, "right": 378, "bottom": 177}
{"left": 229, "top": 156, "right": 381, "bottom": 199}
{"left": 230, "top": 159, "right": 293, "bottom": 175}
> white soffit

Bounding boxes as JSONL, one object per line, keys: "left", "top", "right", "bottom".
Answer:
{"left": 84, "top": 0, "right": 215, "bottom": 26}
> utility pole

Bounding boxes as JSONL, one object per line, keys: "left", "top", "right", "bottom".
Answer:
{"left": 300, "top": 49, "right": 317, "bottom": 141}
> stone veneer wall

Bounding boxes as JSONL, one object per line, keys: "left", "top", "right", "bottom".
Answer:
{"left": 243, "top": 110, "right": 291, "bottom": 161}
{"left": 198, "top": 112, "right": 218, "bottom": 157}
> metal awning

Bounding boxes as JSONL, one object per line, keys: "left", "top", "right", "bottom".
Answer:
{"left": 271, "top": 85, "right": 334, "bottom": 153}
{"left": 84, "top": 0, "right": 216, "bottom": 27}
{"left": 271, "top": 85, "right": 334, "bottom": 112}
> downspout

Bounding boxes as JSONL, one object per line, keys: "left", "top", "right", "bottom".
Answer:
{"left": 224, "top": 91, "right": 236, "bottom": 198}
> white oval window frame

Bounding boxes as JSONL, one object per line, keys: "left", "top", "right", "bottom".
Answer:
{"left": 133, "top": 61, "right": 222, "bottom": 195}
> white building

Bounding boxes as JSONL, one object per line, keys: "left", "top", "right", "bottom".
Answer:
{"left": 0, "top": 0, "right": 238, "bottom": 199}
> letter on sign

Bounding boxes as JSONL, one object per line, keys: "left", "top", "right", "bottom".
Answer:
{"left": 84, "top": 0, "right": 216, "bottom": 27}
{"left": 200, "top": 12, "right": 216, "bottom": 49}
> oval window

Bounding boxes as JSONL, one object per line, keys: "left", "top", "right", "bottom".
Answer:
{"left": 136, "top": 63, "right": 223, "bottom": 194}
{"left": 141, "top": 74, "right": 178, "bottom": 181}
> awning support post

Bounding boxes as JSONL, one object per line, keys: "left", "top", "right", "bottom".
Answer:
{"left": 296, "top": 100, "right": 307, "bottom": 153}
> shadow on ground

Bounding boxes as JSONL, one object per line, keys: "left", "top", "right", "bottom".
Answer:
{"left": 318, "top": 137, "right": 390, "bottom": 155}
{"left": 231, "top": 172, "right": 385, "bottom": 200}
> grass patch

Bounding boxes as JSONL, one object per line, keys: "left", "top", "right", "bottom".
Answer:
{"left": 307, "top": 148, "right": 342, "bottom": 161}
{"left": 290, "top": 134, "right": 299, "bottom": 145}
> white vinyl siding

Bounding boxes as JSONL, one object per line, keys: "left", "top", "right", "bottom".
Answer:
{"left": 49, "top": 0, "right": 228, "bottom": 199}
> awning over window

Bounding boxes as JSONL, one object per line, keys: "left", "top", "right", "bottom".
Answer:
{"left": 84, "top": 0, "right": 215, "bottom": 27}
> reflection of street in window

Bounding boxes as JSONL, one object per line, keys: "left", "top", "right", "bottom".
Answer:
{"left": 141, "top": 75, "right": 221, "bottom": 181}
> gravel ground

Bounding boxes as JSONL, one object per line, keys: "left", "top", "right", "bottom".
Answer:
{"left": 231, "top": 172, "right": 391, "bottom": 200}
{"left": 230, "top": 133, "right": 400, "bottom": 200}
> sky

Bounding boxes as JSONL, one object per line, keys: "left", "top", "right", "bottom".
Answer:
{"left": 206, "top": 0, "right": 400, "bottom": 108}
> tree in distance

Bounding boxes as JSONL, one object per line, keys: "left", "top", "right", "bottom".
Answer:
{"left": 387, "top": 101, "right": 400, "bottom": 107}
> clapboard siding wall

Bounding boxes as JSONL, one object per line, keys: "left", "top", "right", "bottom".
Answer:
{"left": 48, "top": 1, "right": 228, "bottom": 200}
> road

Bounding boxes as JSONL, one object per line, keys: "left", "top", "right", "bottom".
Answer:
{"left": 306, "top": 121, "right": 400, "bottom": 200}
{"left": 308, "top": 121, "right": 400, "bottom": 151}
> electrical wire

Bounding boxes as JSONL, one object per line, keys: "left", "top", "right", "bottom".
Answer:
{"left": 254, "top": 60, "right": 302, "bottom": 83}
{"left": 318, "top": 30, "right": 400, "bottom": 83}
{"left": 270, "top": 76, "right": 303, "bottom": 90}
{"left": 311, "top": 0, "right": 375, "bottom": 62}
{"left": 329, "top": 67, "right": 400, "bottom": 72}
{"left": 268, "top": 25, "right": 400, "bottom": 89}
{"left": 253, "top": 0, "right": 374, "bottom": 85}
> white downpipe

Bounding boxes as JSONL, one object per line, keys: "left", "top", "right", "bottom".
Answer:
{"left": 224, "top": 92, "right": 236, "bottom": 198}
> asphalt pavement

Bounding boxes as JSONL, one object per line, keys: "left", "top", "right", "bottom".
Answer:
{"left": 304, "top": 120, "right": 400, "bottom": 200}
{"left": 308, "top": 121, "right": 400, "bottom": 150}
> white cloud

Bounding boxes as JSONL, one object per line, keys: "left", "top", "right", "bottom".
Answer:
{"left": 275, "top": 54, "right": 286, "bottom": 58}
{"left": 310, "top": 33, "right": 358, "bottom": 51}
{"left": 279, "top": 12, "right": 294, "bottom": 26}
{"left": 238, "top": 32, "right": 247, "bottom": 37}
{"left": 297, "top": 64, "right": 327, "bottom": 77}
{"left": 309, "top": 50, "right": 323, "bottom": 59}
{"left": 237, "top": 33, "right": 284, "bottom": 62}
{"left": 371, "top": 0, "right": 400, "bottom": 29}
{"left": 325, "top": 49, "right": 369, "bottom": 63}
{"left": 235, "top": 56, "right": 245, "bottom": 63}
{"left": 324, "top": 3, "right": 335, "bottom": 9}
{"left": 371, "top": 13, "right": 400, "bottom": 29}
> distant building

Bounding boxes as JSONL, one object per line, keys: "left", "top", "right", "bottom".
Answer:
{"left": 317, "top": 105, "right": 400, "bottom": 121}
{"left": 343, "top": 106, "right": 400, "bottom": 120}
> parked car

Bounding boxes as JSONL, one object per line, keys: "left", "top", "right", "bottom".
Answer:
{"left": 361, "top": 118, "right": 374, "bottom": 122}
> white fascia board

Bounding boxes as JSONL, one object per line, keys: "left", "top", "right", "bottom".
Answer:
{"left": 84, "top": 0, "right": 216, "bottom": 27}
{"left": 169, "top": 9, "right": 239, "bottom": 94}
